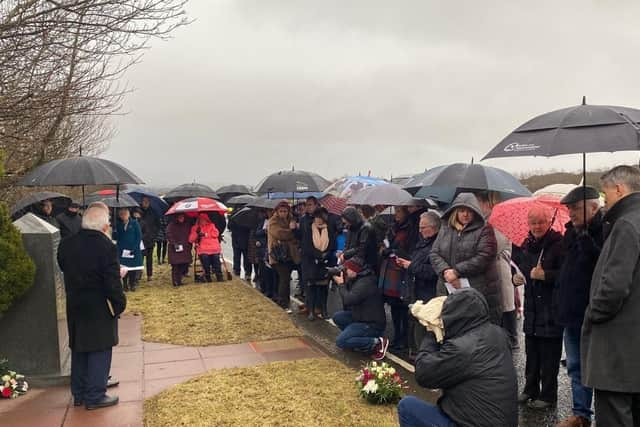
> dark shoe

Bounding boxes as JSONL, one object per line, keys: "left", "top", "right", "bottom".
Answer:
{"left": 74, "top": 400, "right": 83, "bottom": 407}
{"left": 216, "top": 274, "right": 225, "bottom": 282}
{"left": 129, "top": 286, "right": 136, "bottom": 292}
{"left": 85, "top": 395, "right": 119, "bottom": 410}
{"left": 106, "top": 377, "right": 119, "bottom": 388}
{"left": 147, "top": 276, "right": 152, "bottom": 282}
{"left": 372, "top": 337, "right": 389, "bottom": 361}
{"left": 528, "top": 399, "right": 554, "bottom": 410}
{"left": 307, "top": 312, "right": 315, "bottom": 321}
{"left": 518, "top": 393, "right": 532, "bottom": 404}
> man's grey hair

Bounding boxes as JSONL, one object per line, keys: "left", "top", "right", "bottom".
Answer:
{"left": 420, "top": 211, "right": 441, "bottom": 230}
{"left": 600, "top": 165, "right": 640, "bottom": 192}
{"left": 82, "top": 206, "right": 110, "bottom": 231}
{"left": 88, "top": 201, "right": 109, "bottom": 214}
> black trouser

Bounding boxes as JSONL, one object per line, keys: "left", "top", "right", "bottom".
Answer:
{"left": 122, "top": 270, "right": 140, "bottom": 290}
{"left": 71, "top": 349, "right": 112, "bottom": 405}
{"left": 200, "top": 254, "right": 222, "bottom": 282}
{"left": 385, "top": 295, "right": 408, "bottom": 349}
{"left": 156, "top": 240, "right": 168, "bottom": 264}
{"left": 273, "top": 263, "right": 292, "bottom": 309}
{"left": 171, "top": 263, "right": 189, "bottom": 285}
{"left": 524, "top": 335, "right": 563, "bottom": 403}
{"left": 260, "top": 263, "right": 277, "bottom": 298}
{"left": 502, "top": 310, "right": 518, "bottom": 348}
{"left": 595, "top": 389, "right": 640, "bottom": 427}
{"left": 307, "top": 283, "right": 328, "bottom": 315}
{"left": 232, "top": 244, "right": 252, "bottom": 277}
{"left": 143, "top": 242, "right": 155, "bottom": 278}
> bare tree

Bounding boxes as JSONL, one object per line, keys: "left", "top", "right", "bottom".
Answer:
{"left": 0, "top": 0, "right": 189, "bottom": 198}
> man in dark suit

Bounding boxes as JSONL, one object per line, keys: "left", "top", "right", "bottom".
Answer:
{"left": 58, "top": 206, "right": 127, "bottom": 410}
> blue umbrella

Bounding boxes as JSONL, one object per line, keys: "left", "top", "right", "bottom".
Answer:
{"left": 324, "top": 175, "right": 388, "bottom": 199}
{"left": 124, "top": 186, "right": 169, "bottom": 216}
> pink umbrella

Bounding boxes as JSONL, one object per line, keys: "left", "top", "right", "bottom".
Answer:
{"left": 165, "top": 197, "right": 227, "bottom": 217}
{"left": 488, "top": 195, "right": 570, "bottom": 247}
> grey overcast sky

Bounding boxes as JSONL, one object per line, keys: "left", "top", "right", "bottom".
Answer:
{"left": 103, "top": 0, "right": 640, "bottom": 188}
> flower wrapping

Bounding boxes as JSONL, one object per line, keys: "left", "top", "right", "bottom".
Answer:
{"left": 355, "top": 361, "right": 405, "bottom": 404}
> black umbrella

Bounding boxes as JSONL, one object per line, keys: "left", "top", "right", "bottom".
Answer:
{"left": 164, "top": 183, "right": 220, "bottom": 203}
{"left": 216, "top": 184, "right": 253, "bottom": 202}
{"left": 17, "top": 156, "right": 144, "bottom": 187}
{"left": 85, "top": 193, "right": 139, "bottom": 208}
{"left": 248, "top": 196, "right": 280, "bottom": 209}
{"left": 482, "top": 97, "right": 640, "bottom": 222}
{"left": 226, "top": 194, "right": 256, "bottom": 207}
{"left": 229, "top": 206, "right": 260, "bottom": 229}
{"left": 10, "top": 191, "right": 71, "bottom": 220}
{"left": 255, "top": 169, "right": 331, "bottom": 194}
{"left": 404, "top": 163, "right": 531, "bottom": 204}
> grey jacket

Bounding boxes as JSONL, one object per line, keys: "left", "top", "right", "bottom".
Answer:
{"left": 582, "top": 192, "right": 640, "bottom": 392}
{"left": 430, "top": 193, "right": 502, "bottom": 324}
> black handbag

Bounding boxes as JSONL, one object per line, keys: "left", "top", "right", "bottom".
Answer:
{"left": 271, "top": 241, "right": 290, "bottom": 263}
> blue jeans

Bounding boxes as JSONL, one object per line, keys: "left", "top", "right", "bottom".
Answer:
{"left": 200, "top": 254, "right": 222, "bottom": 281}
{"left": 332, "top": 310, "right": 383, "bottom": 353}
{"left": 398, "top": 396, "right": 457, "bottom": 427}
{"left": 71, "top": 349, "right": 112, "bottom": 404}
{"left": 565, "top": 326, "right": 593, "bottom": 419}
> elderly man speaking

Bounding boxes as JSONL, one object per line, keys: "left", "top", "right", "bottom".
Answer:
{"left": 58, "top": 205, "right": 127, "bottom": 410}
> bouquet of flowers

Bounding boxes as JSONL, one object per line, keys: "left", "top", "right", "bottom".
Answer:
{"left": 355, "top": 361, "right": 405, "bottom": 404}
{"left": 0, "top": 359, "right": 28, "bottom": 399}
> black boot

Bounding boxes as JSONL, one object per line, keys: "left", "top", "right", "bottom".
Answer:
{"left": 216, "top": 273, "right": 225, "bottom": 282}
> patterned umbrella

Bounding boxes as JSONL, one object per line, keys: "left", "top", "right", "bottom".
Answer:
{"left": 319, "top": 194, "right": 348, "bottom": 215}
{"left": 165, "top": 197, "right": 227, "bottom": 216}
{"left": 488, "top": 195, "right": 570, "bottom": 247}
{"left": 324, "top": 175, "right": 388, "bottom": 199}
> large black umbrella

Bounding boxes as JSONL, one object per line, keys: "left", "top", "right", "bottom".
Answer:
{"left": 482, "top": 97, "right": 640, "bottom": 221}
{"left": 482, "top": 99, "right": 640, "bottom": 160}
{"left": 255, "top": 169, "right": 331, "bottom": 194}
{"left": 404, "top": 163, "right": 531, "bottom": 204}
{"left": 229, "top": 206, "right": 260, "bottom": 229}
{"left": 349, "top": 184, "right": 414, "bottom": 206}
{"left": 248, "top": 196, "right": 280, "bottom": 209}
{"left": 216, "top": 184, "right": 253, "bottom": 202}
{"left": 164, "top": 183, "right": 220, "bottom": 203}
{"left": 18, "top": 156, "right": 144, "bottom": 187}
{"left": 10, "top": 191, "right": 71, "bottom": 220}
{"left": 226, "top": 194, "right": 256, "bottom": 207}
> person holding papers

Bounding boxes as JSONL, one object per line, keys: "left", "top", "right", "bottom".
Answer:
{"left": 512, "top": 206, "right": 564, "bottom": 410}
{"left": 430, "top": 193, "right": 502, "bottom": 324}
{"left": 116, "top": 208, "right": 143, "bottom": 292}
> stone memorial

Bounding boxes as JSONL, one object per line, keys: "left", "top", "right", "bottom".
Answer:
{"left": 0, "top": 213, "right": 70, "bottom": 386}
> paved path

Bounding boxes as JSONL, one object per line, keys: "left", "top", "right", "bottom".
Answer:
{"left": 1, "top": 314, "right": 324, "bottom": 427}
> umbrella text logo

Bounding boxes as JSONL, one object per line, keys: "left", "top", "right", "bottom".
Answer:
{"left": 503, "top": 143, "right": 540, "bottom": 153}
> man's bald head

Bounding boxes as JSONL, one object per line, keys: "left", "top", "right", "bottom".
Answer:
{"left": 88, "top": 201, "right": 109, "bottom": 214}
{"left": 82, "top": 206, "right": 110, "bottom": 235}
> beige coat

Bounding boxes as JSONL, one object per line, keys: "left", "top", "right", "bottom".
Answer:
{"left": 495, "top": 229, "right": 515, "bottom": 313}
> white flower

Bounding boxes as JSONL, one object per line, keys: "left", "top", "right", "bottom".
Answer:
{"left": 362, "top": 380, "right": 379, "bottom": 394}
{"left": 1, "top": 375, "right": 9, "bottom": 383}
{"left": 371, "top": 362, "right": 377, "bottom": 367}
{"left": 388, "top": 368, "right": 396, "bottom": 375}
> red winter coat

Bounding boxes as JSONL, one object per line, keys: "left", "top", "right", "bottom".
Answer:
{"left": 189, "top": 214, "right": 221, "bottom": 256}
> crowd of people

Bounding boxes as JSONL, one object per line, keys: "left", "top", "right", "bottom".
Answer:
{"left": 28, "top": 164, "right": 640, "bottom": 425}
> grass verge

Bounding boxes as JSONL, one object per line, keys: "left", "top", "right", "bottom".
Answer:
{"left": 144, "top": 358, "right": 399, "bottom": 427}
{"left": 125, "top": 264, "right": 302, "bottom": 345}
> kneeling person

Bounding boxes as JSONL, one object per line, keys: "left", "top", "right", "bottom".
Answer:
{"left": 331, "top": 257, "right": 389, "bottom": 360}
{"left": 398, "top": 289, "right": 517, "bottom": 427}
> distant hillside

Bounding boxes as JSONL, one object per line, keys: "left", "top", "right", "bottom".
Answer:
{"left": 519, "top": 171, "right": 603, "bottom": 192}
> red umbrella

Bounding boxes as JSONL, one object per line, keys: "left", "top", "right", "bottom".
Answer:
{"left": 320, "top": 194, "right": 348, "bottom": 216}
{"left": 488, "top": 195, "right": 570, "bottom": 247}
{"left": 165, "top": 197, "right": 227, "bottom": 217}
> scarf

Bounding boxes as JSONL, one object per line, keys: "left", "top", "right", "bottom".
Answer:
{"left": 312, "top": 223, "right": 329, "bottom": 252}
{"left": 411, "top": 296, "right": 447, "bottom": 343}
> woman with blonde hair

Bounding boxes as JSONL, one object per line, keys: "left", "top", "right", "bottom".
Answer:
{"left": 268, "top": 200, "right": 301, "bottom": 311}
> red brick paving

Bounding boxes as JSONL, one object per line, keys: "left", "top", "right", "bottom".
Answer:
{"left": 2, "top": 314, "right": 324, "bottom": 426}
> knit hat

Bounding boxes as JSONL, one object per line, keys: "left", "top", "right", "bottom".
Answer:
{"left": 344, "top": 257, "right": 364, "bottom": 273}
